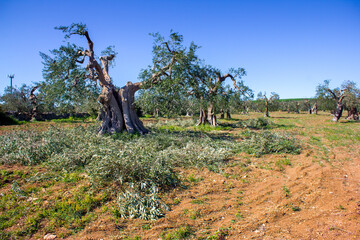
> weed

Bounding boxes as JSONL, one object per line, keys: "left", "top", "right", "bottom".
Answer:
{"left": 191, "top": 199, "right": 205, "bottom": 204}
{"left": 207, "top": 227, "right": 230, "bottom": 239}
{"left": 142, "top": 224, "right": 151, "bottom": 230}
{"left": 283, "top": 185, "right": 291, "bottom": 197}
{"left": 173, "top": 198, "right": 181, "bottom": 205}
{"left": 338, "top": 205, "right": 346, "bottom": 210}
{"left": 187, "top": 174, "right": 203, "bottom": 184}
{"left": 235, "top": 212, "right": 243, "bottom": 219}
{"left": 161, "top": 225, "right": 193, "bottom": 240}
{"left": 275, "top": 158, "right": 292, "bottom": 171}
{"left": 189, "top": 210, "right": 201, "bottom": 220}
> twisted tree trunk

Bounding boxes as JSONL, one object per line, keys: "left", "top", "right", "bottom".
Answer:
{"left": 220, "top": 109, "right": 224, "bottom": 119}
{"left": 346, "top": 107, "right": 359, "bottom": 120}
{"left": 332, "top": 90, "right": 345, "bottom": 122}
{"left": 332, "top": 102, "right": 344, "bottom": 122}
{"left": 207, "top": 103, "right": 217, "bottom": 126}
{"left": 306, "top": 101, "right": 312, "bottom": 114}
{"left": 29, "top": 86, "right": 42, "bottom": 121}
{"left": 197, "top": 108, "right": 208, "bottom": 125}
{"left": 98, "top": 82, "right": 149, "bottom": 134}
{"left": 226, "top": 110, "right": 231, "bottom": 119}
{"left": 312, "top": 102, "right": 318, "bottom": 114}
{"left": 70, "top": 27, "right": 176, "bottom": 134}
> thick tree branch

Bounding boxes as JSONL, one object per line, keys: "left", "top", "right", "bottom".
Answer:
{"left": 327, "top": 88, "right": 338, "bottom": 100}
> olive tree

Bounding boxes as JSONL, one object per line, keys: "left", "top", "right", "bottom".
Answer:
{"left": 0, "top": 84, "right": 32, "bottom": 113}
{"left": 315, "top": 80, "right": 346, "bottom": 121}
{"left": 42, "top": 24, "right": 187, "bottom": 134}
{"left": 257, "top": 92, "right": 280, "bottom": 117}
{"left": 342, "top": 80, "right": 360, "bottom": 120}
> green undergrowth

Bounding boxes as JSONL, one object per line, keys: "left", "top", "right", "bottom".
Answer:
{"left": 239, "top": 131, "right": 301, "bottom": 157}
{"left": 0, "top": 119, "right": 303, "bottom": 237}
{"left": 236, "top": 117, "right": 274, "bottom": 129}
{"left": 0, "top": 126, "right": 238, "bottom": 185}
{"left": 50, "top": 116, "right": 94, "bottom": 123}
{"left": 0, "top": 124, "right": 239, "bottom": 236}
{"left": 0, "top": 168, "right": 110, "bottom": 238}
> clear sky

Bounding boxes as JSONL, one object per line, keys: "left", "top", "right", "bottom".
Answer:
{"left": 0, "top": 0, "right": 359, "bottom": 99}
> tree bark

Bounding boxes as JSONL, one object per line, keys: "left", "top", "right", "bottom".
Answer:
{"left": 98, "top": 82, "right": 149, "bottom": 134}
{"left": 332, "top": 90, "right": 345, "bottom": 122}
{"left": 332, "top": 102, "right": 344, "bottom": 122}
{"left": 70, "top": 27, "right": 177, "bottom": 134}
{"left": 29, "top": 86, "right": 42, "bottom": 121}
{"left": 264, "top": 96, "right": 270, "bottom": 117}
{"left": 312, "top": 102, "right": 318, "bottom": 114}
{"left": 346, "top": 107, "right": 359, "bottom": 120}
{"left": 197, "top": 108, "right": 208, "bottom": 125}
{"left": 220, "top": 109, "right": 224, "bottom": 119}
{"left": 226, "top": 110, "right": 231, "bottom": 119}
{"left": 207, "top": 103, "right": 217, "bottom": 126}
{"left": 306, "top": 101, "right": 312, "bottom": 114}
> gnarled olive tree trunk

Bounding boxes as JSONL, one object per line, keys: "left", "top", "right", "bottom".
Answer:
{"left": 71, "top": 30, "right": 152, "bottom": 135}
{"left": 346, "top": 107, "right": 359, "bottom": 120}
{"left": 332, "top": 90, "right": 345, "bottom": 122}
{"left": 220, "top": 109, "right": 224, "bottom": 119}
{"left": 196, "top": 105, "right": 217, "bottom": 126}
{"left": 98, "top": 81, "right": 149, "bottom": 134}
{"left": 312, "top": 102, "right": 318, "bottom": 114}
{"left": 29, "top": 86, "right": 42, "bottom": 121}
{"left": 197, "top": 108, "right": 208, "bottom": 125}
{"left": 226, "top": 110, "right": 231, "bottom": 119}
{"left": 306, "top": 101, "right": 312, "bottom": 114}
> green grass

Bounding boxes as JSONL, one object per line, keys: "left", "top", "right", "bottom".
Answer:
{"left": 162, "top": 225, "right": 194, "bottom": 240}
{"left": 275, "top": 158, "right": 292, "bottom": 171}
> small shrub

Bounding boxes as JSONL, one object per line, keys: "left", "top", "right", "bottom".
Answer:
{"left": 114, "top": 184, "right": 169, "bottom": 220}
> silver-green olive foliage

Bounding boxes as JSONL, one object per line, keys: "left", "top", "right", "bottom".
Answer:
{"left": 39, "top": 37, "right": 102, "bottom": 113}
{"left": 138, "top": 31, "right": 252, "bottom": 122}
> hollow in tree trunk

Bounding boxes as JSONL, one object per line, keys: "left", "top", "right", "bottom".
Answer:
{"left": 98, "top": 82, "right": 149, "bottom": 134}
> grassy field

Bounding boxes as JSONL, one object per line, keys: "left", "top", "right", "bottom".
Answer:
{"left": 0, "top": 112, "right": 359, "bottom": 239}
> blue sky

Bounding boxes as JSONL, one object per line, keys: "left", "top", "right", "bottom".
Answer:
{"left": 0, "top": 0, "right": 359, "bottom": 98}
